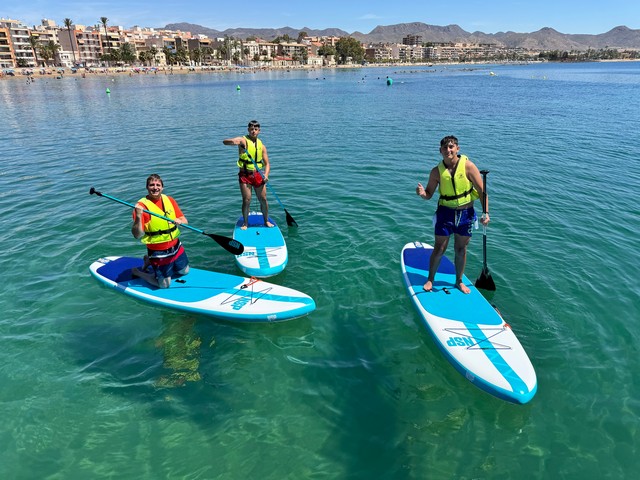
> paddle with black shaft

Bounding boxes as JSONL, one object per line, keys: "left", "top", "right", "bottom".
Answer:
{"left": 475, "top": 170, "right": 496, "bottom": 290}
{"left": 245, "top": 151, "right": 298, "bottom": 227}
{"left": 89, "top": 188, "right": 244, "bottom": 255}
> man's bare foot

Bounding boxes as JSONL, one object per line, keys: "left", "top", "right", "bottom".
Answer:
{"left": 456, "top": 282, "right": 471, "bottom": 294}
{"left": 240, "top": 224, "right": 248, "bottom": 230}
{"left": 423, "top": 280, "right": 433, "bottom": 292}
{"left": 265, "top": 221, "right": 274, "bottom": 227}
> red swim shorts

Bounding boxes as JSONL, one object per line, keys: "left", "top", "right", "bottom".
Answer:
{"left": 238, "top": 170, "right": 265, "bottom": 187}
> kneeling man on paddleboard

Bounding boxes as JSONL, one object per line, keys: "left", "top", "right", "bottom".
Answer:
{"left": 131, "top": 174, "right": 190, "bottom": 288}
{"left": 415, "top": 135, "right": 489, "bottom": 294}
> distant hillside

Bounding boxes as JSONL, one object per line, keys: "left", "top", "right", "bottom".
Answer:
{"left": 164, "top": 22, "right": 348, "bottom": 40}
{"left": 164, "top": 22, "right": 640, "bottom": 51}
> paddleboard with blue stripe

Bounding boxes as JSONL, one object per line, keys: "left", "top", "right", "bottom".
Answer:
{"left": 90, "top": 256, "right": 314, "bottom": 323}
{"left": 233, "top": 212, "right": 287, "bottom": 278}
{"left": 401, "top": 242, "right": 537, "bottom": 404}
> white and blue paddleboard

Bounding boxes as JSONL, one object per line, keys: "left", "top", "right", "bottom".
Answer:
{"left": 90, "top": 256, "right": 314, "bottom": 323}
{"left": 401, "top": 242, "right": 537, "bottom": 404}
{"left": 233, "top": 212, "right": 288, "bottom": 278}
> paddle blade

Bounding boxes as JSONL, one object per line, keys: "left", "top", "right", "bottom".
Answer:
{"left": 475, "top": 267, "right": 496, "bottom": 291}
{"left": 206, "top": 233, "right": 244, "bottom": 255}
{"left": 284, "top": 209, "right": 298, "bottom": 227}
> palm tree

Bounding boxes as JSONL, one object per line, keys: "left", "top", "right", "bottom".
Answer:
{"left": 201, "top": 46, "right": 213, "bottom": 66}
{"left": 64, "top": 18, "right": 76, "bottom": 66}
{"left": 149, "top": 46, "right": 158, "bottom": 66}
{"left": 119, "top": 43, "right": 136, "bottom": 65}
{"left": 29, "top": 35, "right": 41, "bottom": 67}
{"left": 39, "top": 45, "right": 53, "bottom": 66}
{"left": 38, "top": 41, "right": 60, "bottom": 67}
{"left": 162, "top": 46, "right": 173, "bottom": 66}
{"left": 100, "top": 17, "right": 111, "bottom": 65}
{"left": 46, "top": 41, "right": 62, "bottom": 66}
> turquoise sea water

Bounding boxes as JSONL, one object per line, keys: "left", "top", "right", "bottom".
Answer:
{"left": 1, "top": 61, "right": 639, "bottom": 479}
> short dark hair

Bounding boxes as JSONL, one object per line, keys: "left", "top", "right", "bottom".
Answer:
{"left": 440, "top": 135, "right": 459, "bottom": 147}
{"left": 146, "top": 174, "right": 163, "bottom": 187}
{"left": 248, "top": 120, "right": 260, "bottom": 128}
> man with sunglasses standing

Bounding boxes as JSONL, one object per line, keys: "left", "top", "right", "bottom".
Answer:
{"left": 223, "top": 120, "right": 273, "bottom": 230}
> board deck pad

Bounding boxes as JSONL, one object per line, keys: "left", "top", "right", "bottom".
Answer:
{"left": 233, "top": 212, "right": 288, "bottom": 277}
{"left": 401, "top": 241, "right": 537, "bottom": 404}
{"left": 90, "top": 256, "right": 314, "bottom": 323}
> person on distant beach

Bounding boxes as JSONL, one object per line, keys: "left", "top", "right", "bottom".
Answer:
{"left": 131, "top": 174, "right": 190, "bottom": 288}
{"left": 415, "top": 135, "right": 489, "bottom": 294}
{"left": 222, "top": 120, "right": 273, "bottom": 229}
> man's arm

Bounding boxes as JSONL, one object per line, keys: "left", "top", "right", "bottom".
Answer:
{"left": 416, "top": 167, "right": 440, "bottom": 200}
{"left": 222, "top": 136, "right": 246, "bottom": 147}
{"left": 132, "top": 205, "right": 146, "bottom": 239}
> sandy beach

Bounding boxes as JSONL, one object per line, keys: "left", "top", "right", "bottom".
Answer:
{"left": 0, "top": 63, "right": 372, "bottom": 80}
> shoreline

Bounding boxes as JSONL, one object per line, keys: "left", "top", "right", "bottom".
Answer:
{"left": 2, "top": 58, "right": 638, "bottom": 80}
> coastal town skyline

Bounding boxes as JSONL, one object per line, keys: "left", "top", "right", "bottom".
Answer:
{"left": 5, "top": 0, "right": 639, "bottom": 36}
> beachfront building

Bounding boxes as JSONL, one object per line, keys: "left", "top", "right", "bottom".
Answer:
{"left": 71, "top": 25, "right": 102, "bottom": 67}
{"left": 275, "top": 42, "right": 308, "bottom": 64}
{"left": 147, "top": 37, "right": 166, "bottom": 66}
{"left": 0, "top": 18, "right": 36, "bottom": 67}
{"left": 307, "top": 35, "right": 341, "bottom": 47}
{"left": 365, "top": 44, "right": 395, "bottom": 63}
{"left": 100, "top": 26, "right": 122, "bottom": 61}
{"left": 398, "top": 44, "right": 425, "bottom": 62}
{"left": 73, "top": 26, "right": 102, "bottom": 67}
{"left": 124, "top": 29, "right": 167, "bottom": 66}
{"left": 123, "top": 30, "right": 147, "bottom": 58}
{"left": 241, "top": 40, "right": 270, "bottom": 63}
{"left": 187, "top": 37, "right": 215, "bottom": 65}
{"left": 403, "top": 35, "right": 423, "bottom": 46}
{"left": 1, "top": 15, "right": 550, "bottom": 70}
{"left": 0, "top": 25, "right": 14, "bottom": 68}
{"left": 31, "top": 21, "right": 66, "bottom": 67}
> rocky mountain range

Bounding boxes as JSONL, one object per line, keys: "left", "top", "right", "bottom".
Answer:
{"left": 164, "top": 22, "right": 640, "bottom": 51}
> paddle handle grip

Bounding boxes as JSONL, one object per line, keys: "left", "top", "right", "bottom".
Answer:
{"left": 479, "top": 170, "right": 489, "bottom": 215}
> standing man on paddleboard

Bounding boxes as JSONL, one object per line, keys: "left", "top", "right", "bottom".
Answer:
{"left": 131, "top": 174, "right": 190, "bottom": 288}
{"left": 223, "top": 120, "right": 273, "bottom": 230}
{"left": 415, "top": 135, "right": 489, "bottom": 294}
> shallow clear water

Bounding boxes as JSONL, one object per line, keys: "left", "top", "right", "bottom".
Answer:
{"left": 1, "top": 61, "right": 639, "bottom": 479}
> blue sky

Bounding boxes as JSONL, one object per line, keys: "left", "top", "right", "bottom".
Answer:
{"left": 4, "top": 0, "right": 638, "bottom": 35}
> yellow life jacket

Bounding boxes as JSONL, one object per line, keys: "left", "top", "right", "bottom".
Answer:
{"left": 138, "top": 195, "right": 181, "bottom": 244}
{"left": 437, "top": 154, "right": 480, "bottom": 208}
{"left": 237, "top": 136, "right": 264, "bottom": 171}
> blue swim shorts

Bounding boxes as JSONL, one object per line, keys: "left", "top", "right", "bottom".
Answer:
{"left": 434, "top": 206, "right": 476, "bottom": 237}
{"left": 148, "top": 243, "right": 189, "bottom": 283}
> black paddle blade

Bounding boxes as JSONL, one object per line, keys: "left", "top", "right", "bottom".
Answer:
{"left": 89, "top": 187, "right": 101, "bottom": 196}
{"left": 284, "top": 209, "right": 298, "bottom": 227}
{"left": 207, "top": 233, "right": 244, "bottom": 255}
{"left": 475, "top": 267, "right": 496, "bottom": 291}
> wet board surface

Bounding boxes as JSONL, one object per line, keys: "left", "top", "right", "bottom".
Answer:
{"left": 400, "top": 241, "right": 537, "bottom": 404}
{"left": 90, "top": 256, "right": 314, "bottom": 323}
{"left": 233, "top": 212, "right": 288, "bottom": 278}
